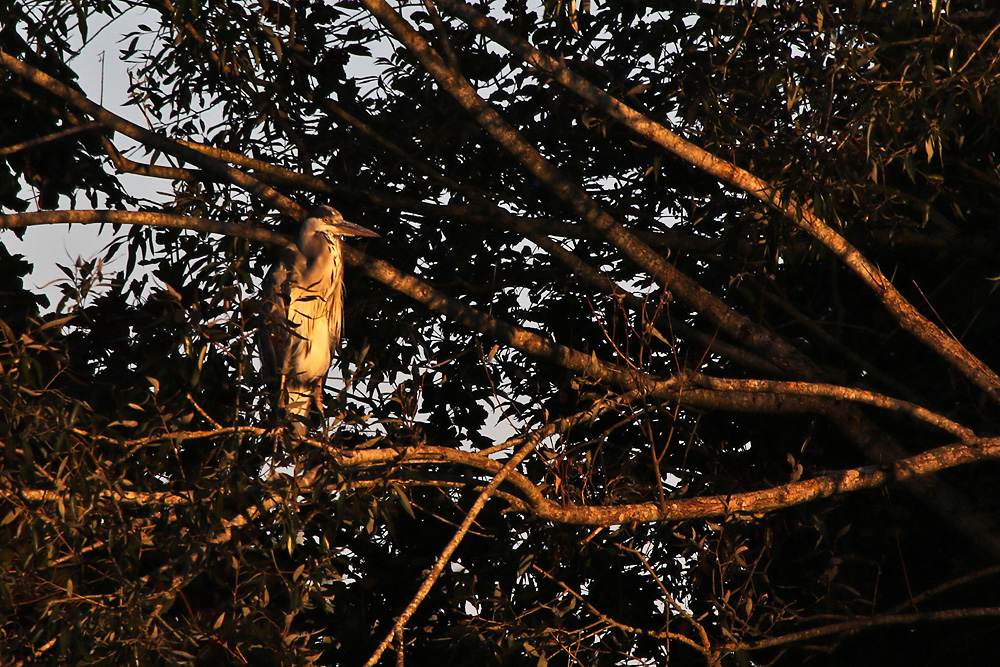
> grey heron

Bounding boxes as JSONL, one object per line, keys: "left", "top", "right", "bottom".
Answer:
{"left": 259, "top": 205, "right": 378, "bottom": 434}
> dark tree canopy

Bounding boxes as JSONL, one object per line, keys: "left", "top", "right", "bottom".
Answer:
{"left": 3, "top": 0, "right": 1000, "bottom": 664}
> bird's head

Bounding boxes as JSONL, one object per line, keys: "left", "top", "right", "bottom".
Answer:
{"left": 303, "top": 205, "right": 379, "bottom": 243}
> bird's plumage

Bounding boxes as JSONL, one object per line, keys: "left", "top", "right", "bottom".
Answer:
{"left": 259, "top": 205, "right": 377, "bottom": 433}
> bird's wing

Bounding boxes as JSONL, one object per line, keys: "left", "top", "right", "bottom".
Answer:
{"left": 258, "top": 244, "right": 301, "bottom": 383}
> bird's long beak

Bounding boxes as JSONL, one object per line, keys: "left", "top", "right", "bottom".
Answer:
{"left": 327, "top": 220, "right": 379, "bottom": 238}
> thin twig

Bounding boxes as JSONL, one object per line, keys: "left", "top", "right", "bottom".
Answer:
{"left": 532, "top": 563, "right": 712, "bottom": 659}
{"left": 732, "top": 607, "right": 1000, "bottom": 652}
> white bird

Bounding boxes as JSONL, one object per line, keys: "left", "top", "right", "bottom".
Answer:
{"left": 259, "top": 205, "right": 378, "bottom": 433}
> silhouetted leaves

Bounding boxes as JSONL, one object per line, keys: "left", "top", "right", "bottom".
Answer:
{"left": 4, "top": 0, "right": 1000, "bottom": 665}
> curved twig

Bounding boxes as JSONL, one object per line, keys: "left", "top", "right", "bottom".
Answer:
{"left": 689, "top": 374, "right": 976, "bottom": 440}
{"left": 532, "top": 563, "right": 712, "bottom": 658}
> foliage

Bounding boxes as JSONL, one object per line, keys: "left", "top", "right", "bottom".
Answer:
{"left": 3, "top": 0, "right": 1000, "bottom": 664}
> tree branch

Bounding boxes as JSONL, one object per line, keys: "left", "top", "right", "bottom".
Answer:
{"left": 13, "top": 423, "right": 1000, "bottom": 526}
{"left": 2, "top": 210, "right": 977, "bottom": 446}
{"left": 0, "top": 50, "right": 302, "bottom": 218}
{"left": 332, "top": 436, "right": 1000, "bottom": 525}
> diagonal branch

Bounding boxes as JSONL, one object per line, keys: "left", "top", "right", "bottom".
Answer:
{"left": 0, "top": 50, "right": 302, "bottom": 219}
{"left": 732, "top": 606, "right": 1000, "bottom": 653}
